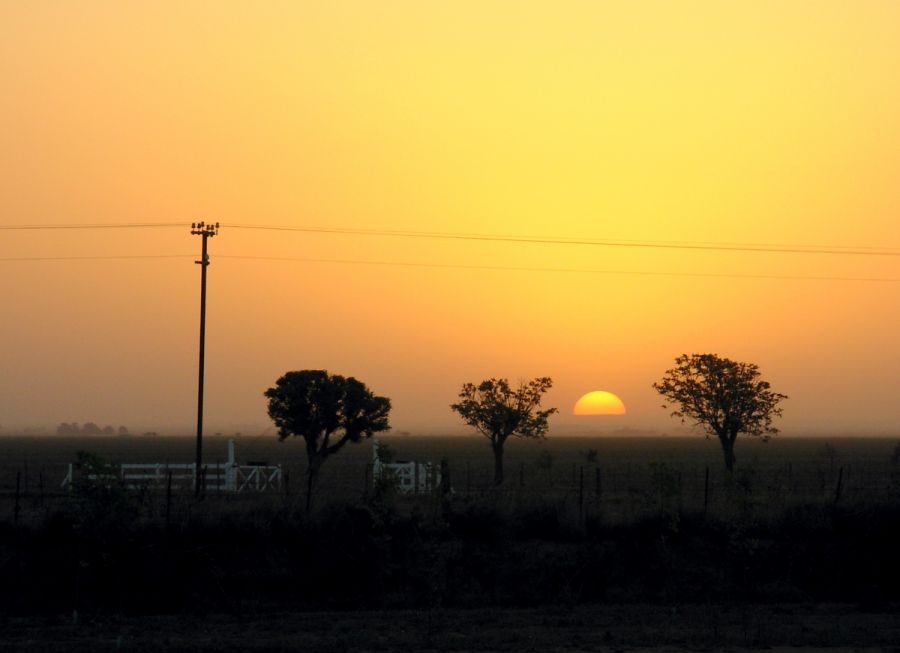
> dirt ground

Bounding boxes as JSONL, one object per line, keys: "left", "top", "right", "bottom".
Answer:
{"left": 2, "top": 604, "right": 899, "bottom": 652}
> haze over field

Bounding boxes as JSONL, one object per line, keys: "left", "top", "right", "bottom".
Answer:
{"left": 2, "top": 2, "right": 900, "bottom": 435}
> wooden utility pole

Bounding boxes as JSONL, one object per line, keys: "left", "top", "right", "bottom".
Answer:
{"left": 192, "top": 221, "right": 219, "bottom": 497}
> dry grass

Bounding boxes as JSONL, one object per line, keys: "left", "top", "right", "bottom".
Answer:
{"left": 1, "top": 434, "right": 898, "bottom": 520}
{"left": 2, "top": 603, "right": 899, "bottom": 651}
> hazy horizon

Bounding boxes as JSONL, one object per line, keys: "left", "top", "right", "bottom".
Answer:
{"left": 3, "top": 422, "right": 899, "bottom": 440}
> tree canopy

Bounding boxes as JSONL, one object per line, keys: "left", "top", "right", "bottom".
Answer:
{"left": 653, "top": 353, "right": 787, "bottom": 471}
{"left": 265, "top": 370, "right": 391, "bottom": 510}
{"left": 451, "top": 377, "right": 557, "bottom": 484}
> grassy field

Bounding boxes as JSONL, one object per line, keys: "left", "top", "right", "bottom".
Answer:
{"left": 2, "top": 433, "right": 899, "bottom": 522}
{"left": 2, "top": 433, "right": 900, "bottom": 645}
{"left": 1, "top": 433, "right": 898, "bottom": 488}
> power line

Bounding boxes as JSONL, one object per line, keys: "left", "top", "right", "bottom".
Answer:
{"left": 4, "top": 220, "right": 900, "bottom": 257}
{"left": 0, "top": 254, "right": 193, "bottom": 262}
{"left": 0, "top": 222, "right": 189, "bottom": 230}
{"left": 217, "top": 254, "right": 900, "bottom": 283}
{"left": 228, "top": 224, "right": 900, "bottom": 257}
{"left": 0, "top": 252, "right": 896, "bottom": 282}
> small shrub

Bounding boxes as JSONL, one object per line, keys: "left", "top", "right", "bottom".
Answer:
{"left": 68, "top": 451, "right": 138, "bottom": 531}
{"left": 580, "top": 448, "right": 599, "bottom": 464}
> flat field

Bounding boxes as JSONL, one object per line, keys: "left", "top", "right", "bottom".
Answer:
{"left": 2, "top": 434, "right": 898, "bottom": 520}
{"left": 2, "top": 434, "right": 900, "bottom": 648}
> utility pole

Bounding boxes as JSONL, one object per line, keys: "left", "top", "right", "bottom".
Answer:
{"left": 191, "top": 221, "right": 219, "bottom": 497}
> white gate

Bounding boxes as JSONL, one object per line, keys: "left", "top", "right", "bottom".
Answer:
{"left": 371, "top": 440, "right": 441, "bottom": 494}
{"left": 61, "top": 440, "right": 282, "bottom": 493}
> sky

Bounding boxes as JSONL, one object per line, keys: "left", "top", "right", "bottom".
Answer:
{"left": 1, "top": 1, "right": 899, "bottom": 435}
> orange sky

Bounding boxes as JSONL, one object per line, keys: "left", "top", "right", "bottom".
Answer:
{"left": 2, "top": 1, "right": 899, "bottom": 435}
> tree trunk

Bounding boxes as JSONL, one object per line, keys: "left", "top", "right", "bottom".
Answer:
{"left": 720, "top": 436, "right": 736, "bottom": 473}
{"left": 305, "top": 457, "right": 322, "bottom": 514}
{"left": 492, "top": 441, "right": 505, "bottom": 486}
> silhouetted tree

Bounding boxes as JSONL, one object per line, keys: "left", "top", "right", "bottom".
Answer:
{"left": 81, "top": 422, "right": 101, "bottom": 436}
{"left": 451, "top": 377, "right": 557, "bottom": 485}
{"left": 265, "top": 370, "right": 391, "bottom": 512}
{"left": 653, "top": 353, "right": 787, "bottom": 472}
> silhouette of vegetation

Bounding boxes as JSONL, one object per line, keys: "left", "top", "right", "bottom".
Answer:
{"left": 653, "top": 353, "right": 787, "bottom": 472}
{"left": 374, "top": 440, "right": 396, "bottom": 463}
{"left": 56, "top": 422, "right": 80, "bottom": 435}
{"left": 369, "top": 441, "right": 401, "bottom": 508}
{"left": 647, "top": 461, "right": 681, "bottom": 515}
{"left": 451, "top": 377, "right": 557, "bottom": 485}
{"left": 69, "top": 451, "right": 138, "bottom": 530}
{"left": 264, "top": 370, "right": 391, "bottom": 512}
{"left": 4, "top": 493, "right": 900, "bottom": 622}
{"left": 57, "top": 422, "right": 128, "bottom": 436}
{"left": 81, "top": 422, "right": 101, "bottom": 435}
{"left": 3, "top": 435, "right": 900, "bottom": 637}
{"left": 580, "top": 448, "right": 599, "bottom": 464}
{"left": 533, "top": 448, "right": 556, "bottom": 485}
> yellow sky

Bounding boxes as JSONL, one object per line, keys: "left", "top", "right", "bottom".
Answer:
{"left": 1, "top": 1, "right": 899, "bottom": 434}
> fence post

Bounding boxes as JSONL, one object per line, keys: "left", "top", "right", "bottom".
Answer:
{"left": 578, "top": 466, "right": 584, "bottom": 512}
{"left": 165, "top": 470, "right": 173, "bottom": 528}
{"left": 440, "top": 459, "right": 450, "bottom": 497}
{"left": 833, "top": 466, "right": 844, "bottom": 506}
{"left": 39, "top": 469, "right": 45, "bottom": 508}
{"left": 519, "top": 463, "right": 525, "bottom": 488}
{"left": 363, "top": 464, "right": 370, "bottom": 499}
{"left": 703, "top": 466, "right": 710, "bottom": 518}
{"left": 14, "top": 471, "right": 21, "bottom": 527}
{"left": 466, "top": 462, "right": 471, "bottom": 495}
{"left": 595, "top": 467, "right": 602, "bottom": 498}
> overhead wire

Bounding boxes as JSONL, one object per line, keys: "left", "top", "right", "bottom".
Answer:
{"left": 2, "top": 250, "right": 895, "bottom": 283}
{"left": 5, "top": 221, "right": 900, "bottom": 256}
{"left": 0, "top": 254, "right": 194, "bottom": 262}
{"left": 228, "top": 223, "right": 900, "bottom": 257}
{"left": 216, "top": 254, "right": 900, "bottom": 283}
{"left": 2, "top": 221, "right": 900, "bottom": 281}
{"left": 0, "top": 222, "right": 189, "bottom": 230}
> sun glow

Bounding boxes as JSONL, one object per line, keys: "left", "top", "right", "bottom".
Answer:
{"left": 573, "top": 391, "right": 627, "bottom": 416}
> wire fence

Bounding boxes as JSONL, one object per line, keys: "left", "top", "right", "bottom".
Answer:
{"left": 3, "top": 456, "right": 899, "bottom": 528}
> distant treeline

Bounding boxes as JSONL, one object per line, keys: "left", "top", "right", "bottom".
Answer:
{"left": 56, "top": 422, "right": 129, "bottom": 436}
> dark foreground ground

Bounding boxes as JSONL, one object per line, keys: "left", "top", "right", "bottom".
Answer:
{"left": 3, "top": 498, "right": 900, "bottom": 652}
{"left": 3, "top": 435, "right": 900, "bottom": 651}
{"left": 3, "top": 604, "right": 899, "bottom": 652}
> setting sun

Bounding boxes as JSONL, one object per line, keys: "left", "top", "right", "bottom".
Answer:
{"left": 573, "top": 391, "right": 627, "bottom": 416}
